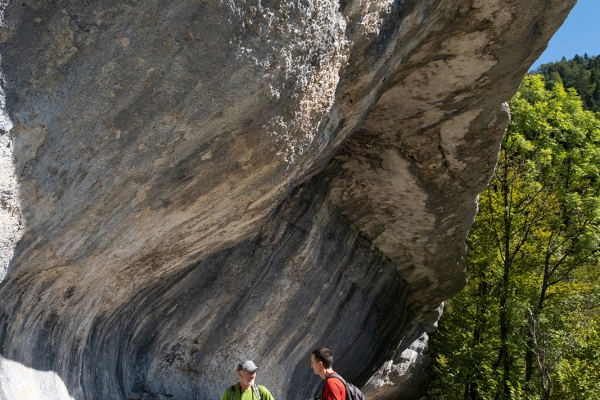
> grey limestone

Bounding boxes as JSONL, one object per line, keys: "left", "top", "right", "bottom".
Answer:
{"left": 0, "top": 0, "right": 575, "bottom": 399}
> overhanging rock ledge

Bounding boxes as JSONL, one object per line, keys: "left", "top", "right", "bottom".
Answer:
{"left": 0, "top": 1, "right": 575, "bottom": 399}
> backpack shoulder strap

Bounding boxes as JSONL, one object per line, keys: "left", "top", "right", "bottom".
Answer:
{"left": 253, "top": 384, "right": 262, "bottom": 400}
{"left": 325, "top": 373, "right": 347, "bottom": 386}
{"left": 230, "top": 384, "right": 236, "bottom": 400}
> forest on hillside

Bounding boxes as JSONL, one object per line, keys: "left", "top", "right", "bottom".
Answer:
{"left": 534, "top": 54, "right": 600, "bottom": 112}
{"left": 425, "top": 59, "right": 600, "bottom": 400}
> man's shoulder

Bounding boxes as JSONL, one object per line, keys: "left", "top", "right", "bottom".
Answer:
{"left": 222, "top": 384, "right": 237, "bottom": 396}
{"left": 257, "top": 384, "right": 274, "bottom": 399}
{"left": 324, "top": 374, "right": 346, "bottom": 398}
{"left": 257, "top": 384, "right": 271, "bottom": 393}
{"left": 325, "top": 373, "right": 345, "bottom": 386}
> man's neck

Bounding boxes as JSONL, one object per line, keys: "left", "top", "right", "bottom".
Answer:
{"left": 320, "top": 367, "right": 335, "bottom": 380}
{"left": 239, "top": 382, "right": 252, "bottom": 391}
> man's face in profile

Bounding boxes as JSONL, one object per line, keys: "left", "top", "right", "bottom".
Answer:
{"left": 310, "top": 354, "right": 323, "bottom": 376}
{"left": 238, "top": 369, "right": 257, "bottom": 387}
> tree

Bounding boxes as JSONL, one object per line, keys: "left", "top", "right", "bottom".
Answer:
{"left": 426, "top": 75, "right": 600, "bottom": 400}
{"left": 534, "top": 54, "right": 600, "bottom": 112}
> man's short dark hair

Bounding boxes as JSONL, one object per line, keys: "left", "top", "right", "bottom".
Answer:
{"left": 312, "top": 347, "right": 333, "bottom": 368}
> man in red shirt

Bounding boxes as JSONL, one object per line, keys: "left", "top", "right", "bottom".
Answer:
{"left": 310, "top": 348, "right": 346, "bottom": 400}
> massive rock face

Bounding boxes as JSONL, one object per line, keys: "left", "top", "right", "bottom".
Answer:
{"left": 0, "top": 1, "right": 575, "bottom": 399}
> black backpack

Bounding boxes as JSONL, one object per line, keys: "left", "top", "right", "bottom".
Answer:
{"left": 323, "top": 373, "right": 366, "bottom": 400}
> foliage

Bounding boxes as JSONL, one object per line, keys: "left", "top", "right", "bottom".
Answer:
{"left": 533, "top": 53, "right": 600, "bottom": 112}
{"left": 425, "top": 75, "right": 600, "bottom": 399}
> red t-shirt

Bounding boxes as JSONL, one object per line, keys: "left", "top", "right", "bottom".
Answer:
{"left": 322, "top": 373, "right": 346, "bottom": 400}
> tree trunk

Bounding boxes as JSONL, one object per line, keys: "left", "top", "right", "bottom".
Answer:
{"left": 499, "top": 168, "right": 512, "bottom": 398}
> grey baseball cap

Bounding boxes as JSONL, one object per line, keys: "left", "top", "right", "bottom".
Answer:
{"left": 237, "top": 360, "right": 258, "bottom": 372}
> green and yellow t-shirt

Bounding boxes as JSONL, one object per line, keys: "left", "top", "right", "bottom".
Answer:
{"left": 221, "top": 383, "right": 275, "bottom": 400}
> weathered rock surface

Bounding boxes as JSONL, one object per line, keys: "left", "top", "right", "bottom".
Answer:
{"left": 0, "top": 0, "right": 575, "bottom": 399}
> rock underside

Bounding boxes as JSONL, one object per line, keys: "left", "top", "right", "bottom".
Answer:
{"left": 0, "top": 1, "right": 575, "bottom": 399}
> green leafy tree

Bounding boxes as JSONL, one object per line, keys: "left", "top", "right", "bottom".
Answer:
{"left": 426, "top": 75, "right": 600, "bottom": 400}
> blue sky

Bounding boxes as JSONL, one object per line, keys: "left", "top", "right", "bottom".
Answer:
{"left": 530, "top": 0, "right": 600, "bottom": 70}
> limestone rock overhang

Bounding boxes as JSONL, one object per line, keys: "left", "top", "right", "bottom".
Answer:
{"left": 0, "top": 1, "right": 576, "bottom": 399}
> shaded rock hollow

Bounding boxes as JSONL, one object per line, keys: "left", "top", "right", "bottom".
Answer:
{"left": 0, "top": 0, "right": 575, "bottom": 399}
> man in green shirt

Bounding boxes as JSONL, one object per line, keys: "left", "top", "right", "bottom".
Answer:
{"left": 221, "top": 360, "right": 275, "bottom": 400}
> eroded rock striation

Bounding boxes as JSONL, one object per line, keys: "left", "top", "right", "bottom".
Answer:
{"left": 0, "top": 1, "right": 575, "bottom": 399}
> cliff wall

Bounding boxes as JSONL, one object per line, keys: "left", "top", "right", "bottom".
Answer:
{"left": 0, "top": 1, "right": 575, "bottom": 399}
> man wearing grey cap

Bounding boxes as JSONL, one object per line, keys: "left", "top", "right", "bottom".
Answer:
{"left": 221, "top": 360, "right": 275, "bottom": 400}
